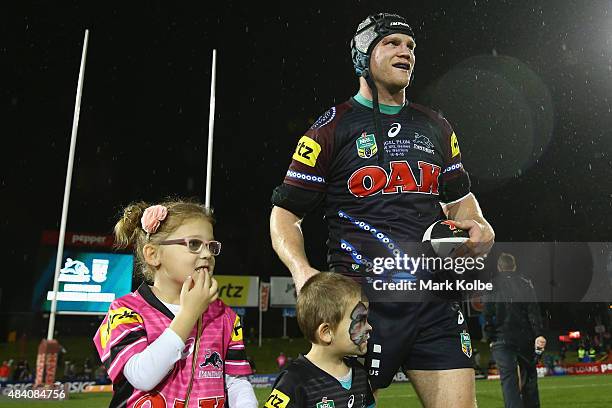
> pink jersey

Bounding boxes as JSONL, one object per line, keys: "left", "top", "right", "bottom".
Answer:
{"left": 93, "top": 283, "right": 251, "bottom": 408}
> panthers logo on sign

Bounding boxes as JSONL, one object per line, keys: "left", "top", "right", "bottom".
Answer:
{"left": 99, "top": 307, "right": 143, "bottom": 348}
{"left": 231, "top": 315, "right": 243, "bottom": 342}
{"left": 265, "top": 388, "right": 291, "bottom": 408}
{"left": 293, "top": 136, "right": 321, "bottom": 167}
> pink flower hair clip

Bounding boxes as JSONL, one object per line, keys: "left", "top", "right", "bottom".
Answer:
{"left": 141, "top": 205, "right": 168, "bottom": 238}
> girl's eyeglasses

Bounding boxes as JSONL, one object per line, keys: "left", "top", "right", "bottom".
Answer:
{"left": 159, "top": 238, "right": 222, "bottom": 256}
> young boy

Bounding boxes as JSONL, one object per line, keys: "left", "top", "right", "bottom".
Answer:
{"left": 264, "top": 273, "right": 375, "bottom": 408}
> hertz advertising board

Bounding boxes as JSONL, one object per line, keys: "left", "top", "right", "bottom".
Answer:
{"left": 215, "top": 275, "right": 259, "bottom": 307}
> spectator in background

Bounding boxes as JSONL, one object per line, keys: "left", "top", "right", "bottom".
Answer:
{"left": 64, "top": 361, "right": 76, "bottom": 381}
{"left": 276, "top": 352, "right": 287, "bottom": 371}
{"left": 577, "top": 344, "right": 586, "bottom": 362}
{"left": 485, "top": 253, "right": 546, "bottom": 408}
{"left": 588, "top": 345, "right": 597, "bottom": 362}
{"left": 559, "top": 344, "right": 567, "bottom": 363}
{"left": 12, "top": 360, "right": 24, "bottom": 382}
{"left": 94, "top": 365, "right": 109, "bottom": 384}
{"left": 83, "top": 358, "right": 93, "bottom": 380}
{"left": 0, "top": 361, "right": 11, "bottom": 382}
{"left": 20, "top": 361, "right": 33, "bottom": 382}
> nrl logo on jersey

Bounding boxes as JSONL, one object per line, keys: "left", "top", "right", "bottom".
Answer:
{"left": 316, "top": 397, "right": 335, "bottom": 408}
{"left": 460, "top": 330, "right": 472, "bottom": 358}
{"left": 356, "top": 131, "right": 378, "bottom": 159}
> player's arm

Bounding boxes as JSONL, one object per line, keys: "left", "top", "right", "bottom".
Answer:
{"left": 442, "top": 193, "right": 495, "bottom": 257}
{"left": 270, "top": 205, "right": 320, "bottom": 294}
{"left": 271, "top": 107, "right": 337, "bottom": 293}
{"left": 435, "top": 114, "right": 494, "bottom": 256}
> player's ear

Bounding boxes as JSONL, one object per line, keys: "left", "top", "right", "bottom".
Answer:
{"left": 316, "top": 323, "right": 333, "bottom": 345}
{"left": 143, "top": 243, "right": 161, "bottom": 267}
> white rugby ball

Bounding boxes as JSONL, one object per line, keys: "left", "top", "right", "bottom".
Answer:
{"left": 422, "top": 220, "right": 469, "bottom": 258}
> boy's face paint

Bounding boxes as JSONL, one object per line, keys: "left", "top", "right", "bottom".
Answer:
{"left": 349, "top": 301, "right": 370, "bottom": 346}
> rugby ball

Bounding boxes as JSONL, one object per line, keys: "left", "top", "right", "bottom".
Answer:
{"left": 422, "top": 220, "right": 469, "bottom": 258}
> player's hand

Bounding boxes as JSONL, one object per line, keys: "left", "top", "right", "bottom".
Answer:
{"left": 535, "top": 336, "right": 547, "bottom": 352}
{"left": 294, "top": 267, "right": 320, "bottom": 295}
{"left": 179, "top": 269, "right": 219, "bottom": 318}
{"left": 452, "top": 219, "right": 495, "bottom": 257}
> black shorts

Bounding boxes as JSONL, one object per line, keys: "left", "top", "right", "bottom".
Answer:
{"left": 365, "top": 300, "right": 474, "bottom": 389}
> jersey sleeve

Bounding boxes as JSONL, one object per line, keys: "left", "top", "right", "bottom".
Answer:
{"left": 282, "top": 106, "right": 339, "bottom": 193}
{"left": 93, "top": 299, "right": 148, "bottom": 382}
{"left": 438, "top": 117, "right": 471, "bottom": 204}
{"left": 264, "top": 370, "right": 304, "bottom": 408}
{"left": 224, "top": 309, "right": 252, "bottom": 376}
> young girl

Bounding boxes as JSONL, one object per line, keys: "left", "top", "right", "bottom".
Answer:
{"left": 93, "top": 199, "right": 257, "bottom": 408}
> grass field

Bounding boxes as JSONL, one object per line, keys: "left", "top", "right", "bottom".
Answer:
{"left": 1, "top": 374, "right": 610, "bottom": 407}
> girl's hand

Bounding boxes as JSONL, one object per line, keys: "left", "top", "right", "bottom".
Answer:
{"left": 170, "top": 270, "right": 219, "bottom": 342}
{"left": 180, "top": 270, "right": 219, "bottom": 318}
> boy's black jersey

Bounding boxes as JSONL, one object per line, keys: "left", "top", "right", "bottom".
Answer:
{"left": 275, "top": 96, "right": 471, "bottom": 271}
{"left": 264, "top": 355, "right": 375, "bottom": 408}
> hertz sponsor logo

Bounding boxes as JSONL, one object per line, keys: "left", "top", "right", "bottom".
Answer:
{"left": 293, "top": 136, "right": 321, "bottom": 167}
{"left": 450, "top": 132, "right": 461, "bottom": 157}
{"left": 265, "top": 388, "right": 291, "bottom": 408}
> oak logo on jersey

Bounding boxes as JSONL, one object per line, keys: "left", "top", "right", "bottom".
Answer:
{"left": 347, "top": 161, "right": 441, "bottom": 197}
{"left": 99, "top": 307, "right": 143, "bottom": 348}
{"left": 265, "top": 388, "right": 291, "bottom": 408}
{"left": 356, "top": 132, "right": 378, "bottom": 159}
{"left": 293, "top": 136, "right": 321, "bottom": 167}
{"left": 231, "top": 315, "right": 243, "bottom": 342}
{"left": 450, "top": 132, "right": 461, "bottom": 157}
{"left": 316, "top": 397, "right": 335, "bottom": 408}
{"left": 460, "top": 330, "right": 472, "bottom": 358}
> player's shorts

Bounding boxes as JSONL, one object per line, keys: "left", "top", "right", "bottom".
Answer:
{"left": 364, "top": 299, "right": 474, "bottom": 390}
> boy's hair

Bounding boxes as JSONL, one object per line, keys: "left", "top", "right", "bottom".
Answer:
{"left": 497, "top": 252, "right": 517, "bottom": 272}
{"left": 113, "top": 198, "right": 214, "bottom": 282}
{"left": 297, "top": 272, "right": 363, "bottom": 344}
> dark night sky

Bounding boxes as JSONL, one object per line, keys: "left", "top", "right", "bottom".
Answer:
{"left": 2, "top": 1, "right": 612, "bottom": 314}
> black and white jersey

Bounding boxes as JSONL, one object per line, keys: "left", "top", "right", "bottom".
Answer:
{"left": 275, "top": 96, "right": 471, "bottom": 272}
{"left": 264, "top": 355, "right": 375, "bottom": 408}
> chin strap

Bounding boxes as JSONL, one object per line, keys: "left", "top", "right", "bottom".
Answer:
{"left": 364, "top": 74, "right": 386, "bottom": 168}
